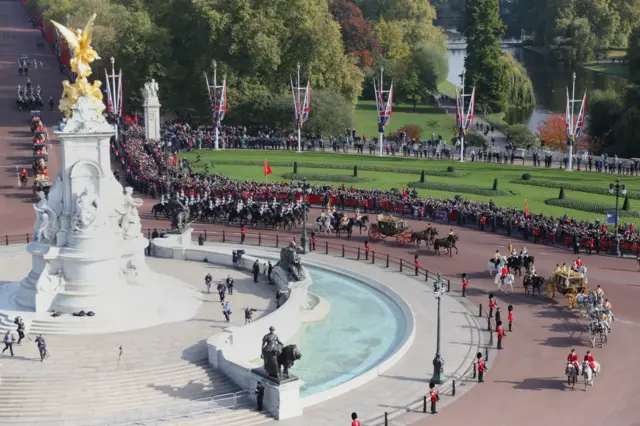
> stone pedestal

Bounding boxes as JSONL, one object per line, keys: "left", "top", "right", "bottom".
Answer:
{"left": 143, "top": 100, "right": 161, "bottom": 141}
{"left": 252, "top": 368, "right": 304, "bottom": 420}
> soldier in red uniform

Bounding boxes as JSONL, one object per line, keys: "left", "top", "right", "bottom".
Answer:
{"left": 364, "top": 240, "right": 370, "bottom": 260}
{"left": 461, "top": 273, "right": 469, "bottom": 297}
{"left": 351, "top": 412, "right": 361, "bottom": 426}
{"left": 500, "top": 265, "right": 509, "bottom": 284}
{"left": 240, "top": 226, "right": 247, "bottom": 244}
{"left": 567, "top": 348, "right": 579, "bottom": 372}
{"left": 476, "top": 352, "right": 487, "bottom": 382}
{"left": 428, "top": 382, "right": 439, "bottom": 414}
{"left": 507, "top": 304, "right": 514, "bottom": 332}
{"left": 488, "top": 293, "right": 496, "bottom": 318}
{"left": 414, "top": 255, "right": 420, "bottom": 276}
{"left": 496, "top": 320, "right": 505, "bottom": 349}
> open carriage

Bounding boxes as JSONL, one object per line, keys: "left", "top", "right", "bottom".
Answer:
{"left": 32, "top": 175, "right": 52, "bottom": 199}
{"left": 368, "top": 214, "right": 409, "bottom": 244}
{"left": 545, "top": 270, "right": 589, "bottom": 309}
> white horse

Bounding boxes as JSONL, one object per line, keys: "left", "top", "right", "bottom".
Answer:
{"left": 488, "top": 256, "right": 507, "bottom": 277}
{"left": 565, "top": 362, "right": 579, "bottom": 389}
{"left": 498, "top": 273, "right": 515, "bottom": 293}
{"left": 581, "top": 361, "right": 601, "bottom": 390}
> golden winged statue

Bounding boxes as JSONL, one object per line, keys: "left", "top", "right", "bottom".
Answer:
{"left": 51, "top": 13, "right": 105, "bottom": 118}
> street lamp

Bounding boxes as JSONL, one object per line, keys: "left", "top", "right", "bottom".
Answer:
{"left": 298, "top": 178, "right": 311, "bottom": 253}
{"left": 608, "top": 178, "right": 626, "bottom": 257}
{"left": 431, "top": 273, "right": 446, "bottom": 384}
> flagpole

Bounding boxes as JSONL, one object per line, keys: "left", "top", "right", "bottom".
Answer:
{"left": 214, "top": 61, "right": 219, "bottom": 150}
{"left": 568, "top": 72, "right": 576, "bottom": 172}
{"left": 460, "top": 71, "right": 465, "bottom": 162}
{"left": 379, "top": 66, "right": 384, "bottom": 157}
{"left": 297, "top": 63, "right": 302, "bottom": 153}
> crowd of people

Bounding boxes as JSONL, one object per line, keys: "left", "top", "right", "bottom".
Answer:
{"left": 113, "top": 123, "right": 640, "bottom": 256}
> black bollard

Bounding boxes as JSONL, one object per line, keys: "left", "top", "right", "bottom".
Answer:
{"left": 222, "top": 230, "right": 226, "bottom": 242}
{"left": 357, "top": 247, "right": 361, "bottom": 260}
{"left": 386, "top": 254, "right": 390, "bottom": 268}
{"left": 258, "top": 233, "right": 261, "bottom": 246}
{"left": 342, "top": 244, "right": 345, "bottom": 257}
{"left": 372, "top": 251, "right": 375, "bottom": 264}
{"left": 325, "top": 241, "right": 328, "bottom": 254}
{"left": 423, "top": 395, "right": 427, "bottom": 413}
{"left": 384, "top": 412, "right": 388, "bottom": 425}
{"left": 276, "top": 235, "right": 279, "bottom": 247}
{"left": 479, "top": 304, "right": 483, "bottom": 317}
{"left": 473, "top": 362, "right": 477, "bottom": 379}
{"left": 452, "top": 379, "right": 456, "bottom": 396}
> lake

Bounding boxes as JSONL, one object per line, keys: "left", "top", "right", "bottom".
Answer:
{"left": 447, "top": 47, "right": 628, "bottom": 132}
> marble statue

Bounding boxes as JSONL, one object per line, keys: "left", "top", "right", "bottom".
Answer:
{"left": 50, "top": 14, "right": 105, "bottom": 118}
{"left": 33, "top": 191, "right": 59, "bottom": 244}
{"left": 143, "top": 79, "right": 159, "bottom": 102}
{"left": 72, "top": 186, "right": 100, "bottom": 232}
{"left": 117, "top": 187, "right": 143, "bottom": 240}
{"left": 37, "top": 268, "right": 65, "bottom": 293}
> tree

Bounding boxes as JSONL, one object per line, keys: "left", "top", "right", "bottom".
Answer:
{"left": 555, "top": 16, "right": 596, "bottom": 66}
{"left": 374, "top": 18, "right": 410, "bottom": 61}
{"left": 536, "top": 113, "right": 569, "bottom": 151}
{"left": 329, "top": 0, "right": 380, "bottom": 67}
{"left": 587, "top": 89, "right": 624, "bottom": 149}
{"left": 505, "top": 124, "right": 536, "bottom": 148}
{"left": 304, "top": 89, "right": 354, "bottom": 136}
{"left": 500, "top": 53, "right": 535, "bottom": 109}
{"left": 396, "top": 46, "right": 448, "bottom": 109}
{"left": 628, "top": 26, "right": 640, "bottom": 83}
{"left": 464, "top": 0, "right": 510, "bottom": 112}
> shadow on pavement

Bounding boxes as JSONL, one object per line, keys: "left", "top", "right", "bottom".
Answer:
{"left": 495, "top": 377, "right": 565, "bottom": 391}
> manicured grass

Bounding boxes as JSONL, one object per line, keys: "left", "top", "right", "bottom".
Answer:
{"left": 581, "top": 62, "right": 628, "bottom": 79}
{"left": 437, "top": 81, "right": 457, "bottom": 99}
{"left": 183, "top": 150, "right": 640, "bottom": 223}
{"left": 353, "top": 100, "right": 456, "bottom": 141}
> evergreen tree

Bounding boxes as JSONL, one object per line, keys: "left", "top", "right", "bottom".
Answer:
{"left": 464, "top": 0, "right": 508, "bottom": 112}
{"left": 559, "top": 187, "right": 566, "bottom": 199}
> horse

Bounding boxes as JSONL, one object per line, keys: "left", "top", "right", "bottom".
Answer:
{"left": 507, "top": 256, "right": 523, "bottom": 277}
{"left": 354, "top": 215, "right": 369, "bottom": 234}
{"left": 433, "top": 235, "right": 459, "bottom": 256}
{"left": 488, "top": 256, "right": 507, "bottom": 277}
{"left": 498, "top": 273, "right": 515, "bottom": 293}
{"left": 335, "top": 218, "right": 354, "bottom": 238}
{"left": 565, "top": 362, "right": 579, "bottom": 389}
{"left": 522, "top": 275, "right": 544, "bottom": 296}
{"left": 522, "top": 255, "right": 535, "bottom": 273}
{"left": 151, "top": 203, "right": 168, "bottom": 219}
{"left": 277, "top": 344, "right": 302, "bottom": 379}
{"left": 587, "top": 319, "right": 608, "bottom": 348}
{"left": 581, "top": 361, "right": 601, "bottom": 391}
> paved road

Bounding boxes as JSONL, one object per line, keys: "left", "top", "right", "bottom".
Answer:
{"left": 0, "top": 1, "right": 63, "bottom": 233}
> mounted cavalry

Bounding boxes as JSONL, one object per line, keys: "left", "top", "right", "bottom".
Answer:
{"left": 433, "top": 232, "right": 459, "bottom": 256}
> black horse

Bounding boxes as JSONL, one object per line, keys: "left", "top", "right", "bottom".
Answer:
{"left": 507, "top": 256, "right": 523, "bottom": 277}
{"left": 433, "top": 235, "right": 459, "bottom": 256}
{"left": 523, "top": 275, "right": 544, "bottom": 296}
{"left": 335, "top": 218, "right": 355, "bottom": 238}
{"left": 151, "top": 203, "right": 169, "bottom": 219}
{"left": 354, "top": 215, "right": 369, "bottom": 234}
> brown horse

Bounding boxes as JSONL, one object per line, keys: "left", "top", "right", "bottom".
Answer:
{"left": 433, "top": 235, "right": 459, "bottom": 256}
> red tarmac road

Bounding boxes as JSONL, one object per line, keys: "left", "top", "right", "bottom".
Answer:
{"left": 1, "top": 2, "right": 639, "bottom": 424}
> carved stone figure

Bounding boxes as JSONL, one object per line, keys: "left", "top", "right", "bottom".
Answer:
{"left": 72, "top": 186, "right": 100, "bottom": 232}
{"left": 37, "top": 268, "right": 65, "bottom": 293}
{"left": 117, "top": 187, "right": 143, "bottom": 239}
{"left": 61, "top": 96, "right": 113, "bottom": 133}
{"left": 276, "top": 242, "right": 306, "bottom": 281}
{"left": 143, "top": 79, "right": 159, "bottom": 102}
{"left": 33, "top": 191, "right": 59, "bottom": 244}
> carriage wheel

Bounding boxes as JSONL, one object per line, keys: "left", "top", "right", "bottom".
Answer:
{"left": 368, "top": 228, "right": 380, "bottom": 242}
{"left": 545, "top": 282, "right": 555, "bottom": 299}
{"left": 567, "top": 295, "right": 574, "bottom": 310}
{"left": 396, "top": 234, "right": 405, "bottom": 246}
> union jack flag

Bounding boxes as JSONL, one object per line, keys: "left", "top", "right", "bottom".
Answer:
{"left": 298, "top": 81, "right": 310, "bottom": 127}
{"left": 455, "top": 89, "right": 462, "bottom": 130}
{"left": 574, "top": 92, "right": 586, "bottom": 137}
{"left": 379, "top": 83, "right": 393, "bottom": 127}
{"left": 465, "top": 88, "right": 475, "bottom": 131}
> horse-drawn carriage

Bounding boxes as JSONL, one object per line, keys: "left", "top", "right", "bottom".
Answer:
{"left": 368, "top": 214, "right": 409, "bottom": 243}
{"left": 32, "top": 176, "right": 51, "bottom": 199}
{"left": 545, "top": 270, "right": 589, "bottom": 309}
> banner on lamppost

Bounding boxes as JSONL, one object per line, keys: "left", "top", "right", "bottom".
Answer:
{"left": 204, "top": 60, "right": 227, "bottom": 149}
{"left": 290, "top": 63, "right": 310, "bottom": 153}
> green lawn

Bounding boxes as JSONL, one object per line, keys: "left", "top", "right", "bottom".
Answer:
{"left": 437, "top": 81, "right": 457, "bottom": 99}
{"left": 184, "top": 150, "right": 640, "bottom": 224}
{"left": 353, "top": 100, "right": 456, "bottom": 140}
{"left": 581, "top": 62, "right": 628, "bottom": 79}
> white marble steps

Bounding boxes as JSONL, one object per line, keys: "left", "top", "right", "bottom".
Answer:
{"left": 0, "top": 359, "right": 244, "bottom": 421}
{"left": 172, "top": 409, "right": 276, "bottom": 426}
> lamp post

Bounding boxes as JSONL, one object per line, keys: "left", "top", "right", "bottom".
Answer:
{"left": 608, "top": 178, "right": 626, "bottom": 257}
{"left": 298, "top": 178, "right": 311, "bottom": 253}
{"left": 431, "top": 273, "right": 446, "bottom": 384}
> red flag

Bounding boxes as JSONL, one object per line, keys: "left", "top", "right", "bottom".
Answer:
{"left": 173, "top": 152, "right": 179, "bottom": 166}
{"left": 264, "top": 160, "right": 273, "bottom": 176}
{"left": 524, "top": 199, "right": 529, "bottom": 217}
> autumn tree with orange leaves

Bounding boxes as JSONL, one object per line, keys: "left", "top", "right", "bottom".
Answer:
{"left": 536, "top": 113, "right": 589, "bottom": 152}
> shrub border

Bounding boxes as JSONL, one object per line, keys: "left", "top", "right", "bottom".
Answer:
{"left": 280, "top": 172, "right": 374, "bottom": 183}
{"left": 544, "top": 197, "right": 640, "bottom": 218}
{"left": 205, "top": 159, "right": 467, "bottom": 178}
{"left": 511, "top": 179, "right": 640, "bottom": 200}
{"left": 407, "top": 181, "right": 513, "bottom": 197}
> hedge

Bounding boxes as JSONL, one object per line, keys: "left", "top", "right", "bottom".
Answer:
{"left": 280, "top": 173, "right": 374, "bottom": 183}
{"left": 407, "top": 181, "right": 513, "bottom": 197}
{"left": 544, "top": 198, "right": 640, "bottom": 218}
{"left": 511, "top": 179, "right": 640, "bottom": 200}
{"left": 207, "top": 159, "right": 467, "bottom": 178}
